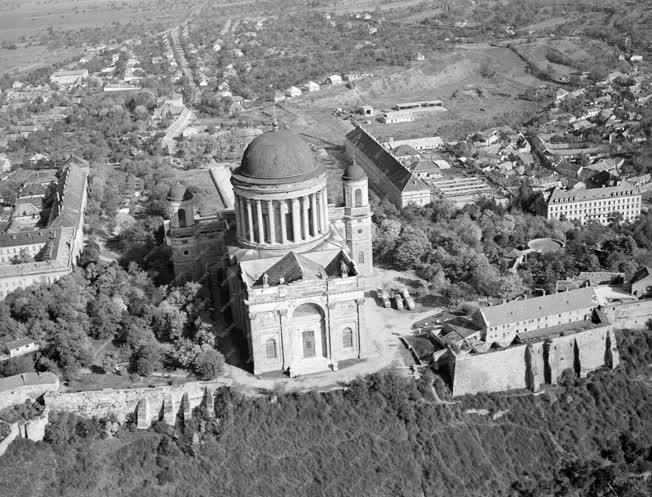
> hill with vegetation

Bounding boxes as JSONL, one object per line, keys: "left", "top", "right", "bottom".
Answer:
{"left": 0, "top": 329, "right": 650, "bottom": 496}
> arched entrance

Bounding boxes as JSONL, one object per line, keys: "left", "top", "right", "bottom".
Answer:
{"left": 291, "top": 303, "right": 327, "bottom": 359}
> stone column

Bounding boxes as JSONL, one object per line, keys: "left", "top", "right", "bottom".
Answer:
{"left": 301, "top": 196, "right": 310, "bottom": 240}
{"left": 246, "top": 199, "right": 254, "bottom": 243}
{"left": 280, "top": 201, "right": 288, "bottom": 244}
{"left": 267, "top": 200, "right": 275, "bottom": 244}
{"left": 234, "top": 197, "right": 242, "bottom": 238}
{"left": 321, "top": 189, "right": 329, "bottom": 233}
{"left": 291, "top": 198, "right": 301, "bottom": 243}
{"left": 237, "top": 197, "right": 245, "bottom": 239}
{"left": 310, "top": 193, "right": 318, "bottom": 237}
{"left": 256, "top": 199, "right": 265, "bottom": 244}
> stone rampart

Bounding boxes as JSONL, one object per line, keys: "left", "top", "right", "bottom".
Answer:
{"left": 603, "top": 300, "right": 652, "bottom": 329}
{"left": 452, "top": 326, "right": 618, "bottom": 396}
{"left": 0, "top": 412, "right": 48, "bottom": 457}
{"left": 0, "top": 372, "right": 60, "bottom": 411}
{"left": 452, "top": 344, "right": 528, "bottom": 396}
{"left": 45, "top": 380, "right": 227, "bottom": 427}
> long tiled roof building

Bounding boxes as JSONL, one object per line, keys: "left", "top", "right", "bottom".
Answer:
{"left": 0, "top": 161, "right": 88, "bottom": 299}
{"left": 345, "top": 126, "right": 431, "bottom": 208}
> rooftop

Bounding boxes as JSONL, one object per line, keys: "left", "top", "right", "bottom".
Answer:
{"left": 548, "top": 182, "right": 639, "bottom": 203}
{"left": 235, "top": 130, "right": 323, "bottom": 185}
{"left": 478, "top": 287, "right": 599, "bottom": 328}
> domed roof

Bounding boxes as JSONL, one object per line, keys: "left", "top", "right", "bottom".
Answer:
{"left": 343, "top": 162, "right": 366, "bottom": 181}
{"left": 167, "top": 183, "right": 193, "bottom": 201}
{"left": 236, "top": 130, "right": 323, "bottom": 184}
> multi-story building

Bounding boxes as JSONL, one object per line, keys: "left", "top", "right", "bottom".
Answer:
{"left": 165, "top": 129, "right": 374, "bottom": 376}
{"left": 0, "top": 162, "right": 88, "bottom": 299}
{"left": 547, "top": 182, "right": 641, "bottom": 225}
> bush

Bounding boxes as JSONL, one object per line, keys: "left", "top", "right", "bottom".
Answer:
{"left": 192, "top": 349, "right": 224, "bottom": 380}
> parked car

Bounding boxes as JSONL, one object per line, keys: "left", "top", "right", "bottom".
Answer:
{"left": 399, "top": 287, "right": 415, "bottom": 310}
{"left": 377, "top": 288, "right": 391, "bottom": 308}
{"left": 393, "top": 293, "right": 404, "bottom": 310}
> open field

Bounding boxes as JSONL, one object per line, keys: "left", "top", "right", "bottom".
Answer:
{"left": 271, "top": 42, "right": 545, "bottom": 144}
{"left": 0, "top": 0, "right": 199, "bottom": 74}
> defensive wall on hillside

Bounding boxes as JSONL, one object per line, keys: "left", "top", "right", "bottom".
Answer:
{"left": 0, "top": 410, "right": 49, "bottom": 457}
{"left": 0, "top": 372, "right": 59, "bottom": 411}
{"left": 449, "top": 322, "right": 620, "bottom": 396}
{"left": 44, "top": 380, "right": 225, "bottom": 427}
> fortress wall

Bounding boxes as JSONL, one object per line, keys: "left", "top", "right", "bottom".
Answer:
{"left": 20, "top": 413, "right": 49, "bottom": 442}
{"left": 0, "top": 387, "right": 55, "bottom": 411}
{"left": 526, "top": 341, "right": 546, "bottom": 391}
{"left": 45, "top": 381, "right": 223, "bottom": 425}
{"left": 452, "top": 344, "right": 528, "bottom": 396}
{"left": 547, "top": 334, "right": 578, "bottom": 381}
{"left": 451, "top": 325, "right": 617, "bottom": 396}
{"left": 575, "top": 327, "right": 612, "bottom": 376}
{"left": 604, "top": 301, "right": 652, "bottom": 329}
{"left": 0, "top": 423, "right": 19, "bottom": 457}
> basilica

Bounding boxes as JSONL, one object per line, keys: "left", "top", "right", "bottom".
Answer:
{"left": 164, "top": 129, "right": 373, "bottom": 376}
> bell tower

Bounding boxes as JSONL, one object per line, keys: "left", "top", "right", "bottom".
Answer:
{"left": 167, "top": 183, "right": 195, "bottom": 229}
{"left": 342, "top": 162, "right": 372, "bottom": 275}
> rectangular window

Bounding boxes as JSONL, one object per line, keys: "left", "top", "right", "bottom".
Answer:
{"left": 302, "top": 330, "right": 316, "bottom": 358}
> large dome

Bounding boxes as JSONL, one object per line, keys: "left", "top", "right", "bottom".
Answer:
{"left": 236, "top": 130, "right": 323, "bottom": 184}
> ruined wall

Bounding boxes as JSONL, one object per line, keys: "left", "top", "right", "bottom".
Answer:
{"left": 0, "top": 413, "right": 48, "bottom": 457}
{"left": 0, "top": 372, "right": 60, "bottom": 411}
{"left": 0, "top": 422, "right": 19, "bottom": 457}
{"left": 45, "top": 380, "right": 223, "bottom": 427}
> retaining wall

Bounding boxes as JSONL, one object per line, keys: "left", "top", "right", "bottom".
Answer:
{"left": 45, "top": 380, "right": 224, "bottom": 427}
{"left": 452, "top": 326, "right": 618, "bottom": 396}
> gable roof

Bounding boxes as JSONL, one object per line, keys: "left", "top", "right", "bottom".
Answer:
{"left": 548, "top": 182, "right": 639, "bottom": 203}
{"left": 630, "top": 266, "right": 651, "bottom": 284}
{"left": 392, "top": 144, "right": 419, "bottom": 157}
{"left": 346, "top": 126, "right": 430, "bottom": 195}
{"left": 478, "top": 287, "right": 599, "bottom": 328}
{"left": 256, "top": 251, "right": 327, "bottom": 285}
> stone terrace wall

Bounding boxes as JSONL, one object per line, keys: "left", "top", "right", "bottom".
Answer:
{"left": 45, "top": 380, "right": 225, "bottom": 426}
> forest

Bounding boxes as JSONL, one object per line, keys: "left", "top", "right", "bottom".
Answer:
{"left": 371, "top": 192, "right": 652, "bottom": 304}
{"left": 0, "top": 329, "right": 650, "bottom": 497}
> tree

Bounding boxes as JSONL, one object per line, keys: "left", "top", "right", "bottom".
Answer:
{"left": 192, "top": 349, "right": 224, "bottom": 380}
{"left": 132, "top": 343, "right": 162, "bottom": 376}
{"left": 10, "top": 248, "right": 33, "bottom": 265}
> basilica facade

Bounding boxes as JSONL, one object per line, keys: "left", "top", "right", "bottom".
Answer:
{"left": 165, "top": 129, "right": 373, "bottom": 376}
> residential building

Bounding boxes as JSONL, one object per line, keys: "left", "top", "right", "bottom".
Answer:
{"left": 285, "top": 86, "right": 302, "bottom": 97}
{"left": 326, "top": 75, "right": 343, "bottom": 85}
{"left": 303, "top": 81, "right": 320, "bottom": 92}
{"left": 629, "top": 267, "right": 652, "bottom": 298}
{"left": 0, "top": 162, "right": 88, "bottom": 299}
{"left": 382, "top": 136, "right": 444, "bottom": 151}
{"left": 379, "top": 111, "right": 414, "bottom": 124}
{"left": 547, "top": 182, "right": 641, "bottom": 225}
{"left": 49, "top": 69, "right": 89, "bottom": 87}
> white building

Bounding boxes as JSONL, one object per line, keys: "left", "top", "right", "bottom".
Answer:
{"left": 547, "top": 183, "right": 641, "bottom": 225}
